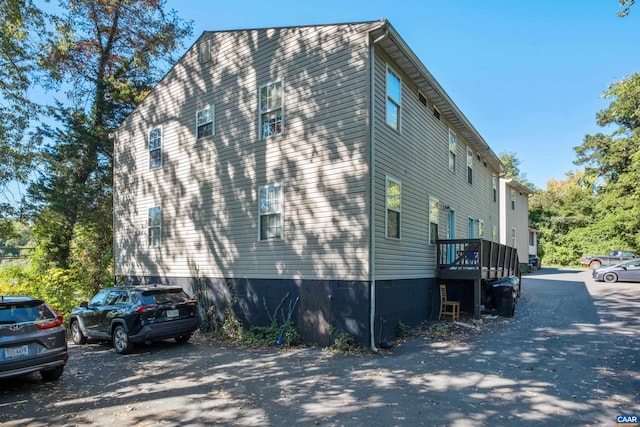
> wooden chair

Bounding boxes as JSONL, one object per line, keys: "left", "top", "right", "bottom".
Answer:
{"left": 439, "top": 284, "right": 460, "bottom": 322}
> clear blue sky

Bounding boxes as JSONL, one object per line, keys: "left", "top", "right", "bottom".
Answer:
{"left": 166, "top": 0, "right": 640, "bottom": 189}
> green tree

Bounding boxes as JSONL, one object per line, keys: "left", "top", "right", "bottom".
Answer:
{"left": 574, "top": 73, "right": 640, "bottom": 250}
{"left": 529, "top": 170, "right": 597, "bottom": 265}
{"left": 618, "top": 0, "right": 636, "bottom": 16}
{"left": 499, "top": 151, "right": 535, "bottom": 190}
{"left": 0, "top": 220, "right": 32, "bottom": 258}
{"left": 0, "top": 0, "right": 44, "bottom": 230}
{"left": 26, "top": 0, "right": 192, "bottom": 270}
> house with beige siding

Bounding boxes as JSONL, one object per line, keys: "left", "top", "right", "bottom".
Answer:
{"left": 499, "top": 178, "right": 533, "bottom": 269}
{"left": 113, "top": 19, "right": 507, "bottom": 348}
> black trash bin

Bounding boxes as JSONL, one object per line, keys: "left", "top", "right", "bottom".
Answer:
{"left": 489, "top": 276, "right": 519, "bottom": 317}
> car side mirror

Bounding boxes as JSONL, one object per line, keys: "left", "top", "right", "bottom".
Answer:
{"left": 80, "top": 302, "right": 88, "bottom": 308}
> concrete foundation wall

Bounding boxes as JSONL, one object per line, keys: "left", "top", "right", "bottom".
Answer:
{"left": 119, "top": 275, "right": 442, "bottom": 347}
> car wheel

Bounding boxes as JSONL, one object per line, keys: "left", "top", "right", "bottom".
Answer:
{"left": 41, "top": 366, "right": 64, "bottom": 381}
{"left": 603, "top": 272, "right": 618, "bottom": 283}
{"left": 175, "top": 334, "right": 192, "bottom": 344}
{"left": 113, "top": 325, "right": 134, "bottom": 354}
{"left": 70, "top": 320, "right": 87, "bottom": 345}
{"left": 590, "top": 260, "right": 602, "bottom": 269}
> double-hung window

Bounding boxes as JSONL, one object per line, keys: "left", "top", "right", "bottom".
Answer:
{"left": 259, "top": 81, "right": 283, "bottom": 138}
{"left": 492, "top": 174, "right": 497, "bottom": 202}
{"left": 386, "top": 67, "right": 401, "bottom": 130}
{"left": 148, "top": 206, "right": 162, "bottom": 247}
{"left": 479, "top": 220, "right": 485, "bottom": 238}
{"left": 386, "top": 177, "right": 401, "bottom": 239}
{"left": 199, "top": 39, "right": 211, "bottom": 63}
{"left": 448, "top": 129, "right": 457, "bottom": 172}
{"left": 149, "top": 127, "right": 162, "bottom": 169}
{"left": 429, "top": 197, "right": 439, "bottom": 245}
{"left": 467, "top": 148, "right": 473, "bottom": 185}
{"left": 511, "top": 189, "right": 516, "bottom": 210}
{"left": 196, "top": 105, "right": 214, "bottom": 139}
{"left": 259, "top": 184, "right": 282, "bottom": 240}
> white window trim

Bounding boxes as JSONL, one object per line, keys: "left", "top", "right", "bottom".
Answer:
{"left": 492, "top": 174, "right": 497, "bottom": 202}
{"left": 386, "top": 65, "right": 402, "bottom": 131}
{"left": 479, "top": 219, "right": 485, "bottom": 238}
{"left": 511, "top": 189, "right": 516, "bottom": 210}
{"left": 385, "top": 176, "right": 401, "bottom": 239}
{"left": 467, "top": 147, "right": 473, "bottom": 185}
{"left": 429, "top": 196, "right": 439, "bottom": 245}
{"left": 199, "top": 38, "right": 211, "bottom": 63}
{"left": 149, "top": 126, "right": 162, "bottom": 170}
{"left": 448, "top": 128, "right": 457, "bottom": 173}
{"left": 196, "top": 104, "right": 215, "bottom": 139}
{"left": 259, "top": 79, "right": 284, "bottom": 139}
{"left": 258, "top": 183, "right": 284, "bottom": 241}
{"left": 148, "top": 206, "right": 162, "bottom": 248}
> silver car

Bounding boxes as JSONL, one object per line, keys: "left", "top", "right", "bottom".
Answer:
{"left": 592, "top": 259, "right": 640, "bottom": 283}
{"left": 0, "top": 296, "right": 68, "bottom": 381}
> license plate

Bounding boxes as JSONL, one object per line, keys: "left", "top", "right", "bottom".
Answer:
{"left": 166, "top": 309, "right": 179, "bottom": 318}
{"left": 5, "top": 345, "right": 29, "bottom": 359}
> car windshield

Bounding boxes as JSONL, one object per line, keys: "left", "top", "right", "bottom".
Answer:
{"left": 0, "top": 300, "right": 53, "bottom": 325}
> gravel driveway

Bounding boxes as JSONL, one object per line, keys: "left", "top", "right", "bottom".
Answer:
{"left": 1, "top": 268, "right": 638, "bottom": 426}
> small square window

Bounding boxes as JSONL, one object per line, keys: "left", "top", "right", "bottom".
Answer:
{"left": 418, "top": 92, "right": 427, "bottom": 107}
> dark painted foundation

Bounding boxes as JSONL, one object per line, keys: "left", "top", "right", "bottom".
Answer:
{"left": 119, "top": 275, "right": 443, "bottom": 347}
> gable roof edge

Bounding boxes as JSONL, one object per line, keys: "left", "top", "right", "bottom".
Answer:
{"left": 370, "top": 20, "right": 506, "bottom": 175}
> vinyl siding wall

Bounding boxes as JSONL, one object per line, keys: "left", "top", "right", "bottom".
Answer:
{"left": 372, "top": 47, "right": 501, "bottom": 280}
{"left": 114, "top": 23, "right": 375, "bottom": 282}
{"left": 499, "top": 180, "right": 530, "bottom": 263}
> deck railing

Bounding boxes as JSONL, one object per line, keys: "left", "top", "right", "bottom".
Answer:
{"left": 436, "top": 238, "right": 520, "bottom": 280}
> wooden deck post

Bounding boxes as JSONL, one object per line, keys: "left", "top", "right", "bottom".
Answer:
{"left": 473, "top": 278, "right": 482, "bottom": 324}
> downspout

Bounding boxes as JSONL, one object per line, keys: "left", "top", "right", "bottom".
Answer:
{"left": 109, "top": 131, "right": 117, "bottom": 286}
{"left": 369, "top": 29, "right": 387, "bottom": 353}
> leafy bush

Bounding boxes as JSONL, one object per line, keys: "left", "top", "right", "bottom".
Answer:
{"left": 0, "top": 261, "right": 90, "bottom": 322}
{"left": 327, "top": 325, "right": 363, "bottom": 353}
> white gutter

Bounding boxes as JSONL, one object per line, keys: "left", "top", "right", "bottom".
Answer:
{"left": 369, "top": 29, "right": 387, "bottom": 353}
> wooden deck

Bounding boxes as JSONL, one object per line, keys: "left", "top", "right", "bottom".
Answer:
{"left": 436, "top": 238, "right": 521, "bottom": 322}
{"left": 436, "top": 238, "right": 520, "bottom": 281}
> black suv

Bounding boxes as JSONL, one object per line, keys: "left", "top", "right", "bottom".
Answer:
{"left": 0, "top": 296, "right": 68, "bottom": 381}
{"left": 69, "top": 285, "right": 199, "bottom": 354}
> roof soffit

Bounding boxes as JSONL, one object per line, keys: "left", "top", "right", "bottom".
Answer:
{"left": 369, "top": 21, "right": 505, "bottom": 174}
